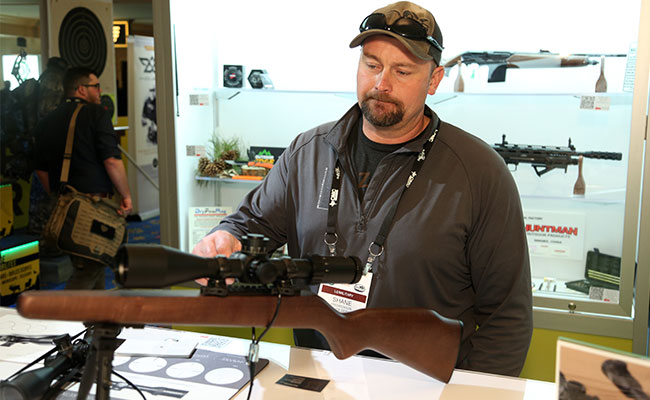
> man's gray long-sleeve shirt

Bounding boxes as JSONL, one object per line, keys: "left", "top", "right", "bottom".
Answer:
{"left": 216, "top": 104, "right": 533, "bottom": 377}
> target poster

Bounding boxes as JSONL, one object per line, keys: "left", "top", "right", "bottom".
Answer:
{"left": 48, "top": 1, "right": 117, "bottom": 122}
{"left": 58, "top": 6, "right": 107, "bottom": 77}
{"left": 127, "top": 35, "right": 159, "bottom": 218}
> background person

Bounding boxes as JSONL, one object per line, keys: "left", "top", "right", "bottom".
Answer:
{"left": 34, "top": 66, "right": 132, "bottom": 290}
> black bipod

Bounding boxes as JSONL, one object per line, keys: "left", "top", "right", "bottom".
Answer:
{"left": 75, "top": 323, "right": 123, "bottom": 400}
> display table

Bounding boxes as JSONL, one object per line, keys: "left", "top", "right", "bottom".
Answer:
{"left": 235, "top": 346, "right": 554, "bottom": 400}
{"left": 0, "top": 307, "right": 554, "bottom": 399}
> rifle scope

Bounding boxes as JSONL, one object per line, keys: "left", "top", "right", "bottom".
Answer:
{"left": 0, "top": 336, "right": 89, "bottom": 400}
{"left": 115, "top": 234, "right": 363, "bottom": 295}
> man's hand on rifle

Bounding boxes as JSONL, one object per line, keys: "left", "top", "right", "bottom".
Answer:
{"left": 191, "top": 230, "right": 242, "bottom": 285}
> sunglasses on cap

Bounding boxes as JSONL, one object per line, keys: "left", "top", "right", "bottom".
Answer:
{"left": 359, "top": 13, "right": 444, "bottom": 53}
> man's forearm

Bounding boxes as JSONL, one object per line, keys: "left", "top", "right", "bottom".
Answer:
{"left": 103, "top": 157, "right": 131, "bottom": 199}
{"left": 35, "top": 170, "right": 51, "bottom": 195}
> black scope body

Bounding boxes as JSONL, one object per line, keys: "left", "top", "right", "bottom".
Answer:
{"left": 115, "top": 234, "right": 362, "bottom": 294}
{"left": 0, "top": 338, "right": 89, "bottom": 400}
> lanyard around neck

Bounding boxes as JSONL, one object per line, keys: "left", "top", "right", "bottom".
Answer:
{"left": 324, "top": 118, "right": 441, "bottom": 275}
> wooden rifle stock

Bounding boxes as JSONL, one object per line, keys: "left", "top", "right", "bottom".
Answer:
{"left": 17, "top": 290, "right": 462, "bottom": 382}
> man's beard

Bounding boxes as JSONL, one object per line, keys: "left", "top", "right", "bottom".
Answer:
{"left": 360, "top": 93, "right": 404, "bottom": 127}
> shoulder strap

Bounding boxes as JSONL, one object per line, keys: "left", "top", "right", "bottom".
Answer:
{"left": 59, "top": 103, "right": 84, "bottom": 184}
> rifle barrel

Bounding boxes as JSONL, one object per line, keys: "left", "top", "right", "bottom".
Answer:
{"left": 17, "top": 290, "right": 462, "bottom": 383}
{"left": 579, "top": 151, "right": 623, "bottom": 160}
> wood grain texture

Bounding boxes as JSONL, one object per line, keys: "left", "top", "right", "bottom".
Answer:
{"left": 17, "top": 290, "right": 462, "bottom": 382}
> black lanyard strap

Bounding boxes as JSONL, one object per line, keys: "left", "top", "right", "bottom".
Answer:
{"left": 324, "top": 118, "right": 441, "bottom": 273}
{"left": 324, "top": 165, "right": 342, "bottom": 255}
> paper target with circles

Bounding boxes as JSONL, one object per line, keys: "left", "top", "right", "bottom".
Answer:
{"left": 112, "top": 349, "right": 268, "bottom": 391}
{"left": 58, "top": 6, "right": 107, "bottom": 76}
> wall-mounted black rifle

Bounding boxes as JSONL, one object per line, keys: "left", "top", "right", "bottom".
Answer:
{"left": 492, "top": 135, "right": 623, "bottom": 177}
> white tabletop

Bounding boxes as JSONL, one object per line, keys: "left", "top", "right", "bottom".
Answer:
{"left": 232, "top": 345, "right": 554, "bottom": 400}
{"left": 0, "top": 307, "right": 555, "bottom": 399}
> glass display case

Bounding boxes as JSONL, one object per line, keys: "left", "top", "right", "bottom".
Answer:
{"left": 152, "top": 0, "right": 650, "bottom": 356}
{"left": 431, "top": 93, "right": 633, "bottom": 314}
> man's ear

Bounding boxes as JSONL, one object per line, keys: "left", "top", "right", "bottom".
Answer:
{"left": 428, "top": 65, "right": 445, "bottom": 95}
{"left": 75, "top": 85, "right": 87, "bottom": 100}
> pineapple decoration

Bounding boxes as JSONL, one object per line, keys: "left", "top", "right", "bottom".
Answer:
{"left": 197, "top": 134, "right": 243, "bottom": 178}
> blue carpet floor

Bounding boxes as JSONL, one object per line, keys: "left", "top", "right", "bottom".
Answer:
{"left": 127, "top": 215, "right": 161, "bottom": 245}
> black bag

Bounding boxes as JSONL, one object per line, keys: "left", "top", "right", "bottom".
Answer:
{"left": 42, "top": 103, "right": 126, "bottom": 265}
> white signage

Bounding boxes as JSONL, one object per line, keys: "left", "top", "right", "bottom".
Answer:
{"left": 127, "top": 35, "right": 159, "bottom": 216}
{"left": 188, "top": 206, "right": 232, "bottom": 251}
{"left": 524, "top": 210, "right": 586, "bottom": 261}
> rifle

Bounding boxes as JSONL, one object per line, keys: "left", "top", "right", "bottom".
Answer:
{"left": 492, "top": 135, "right": 623, "bottom": 176}
{"left": 442, "top": 50, "right": 626, "bottom": 83}
{"left": 17, "top": 290, "right": 462, "bottom": 383}
{"left": 15, "top": 237, "right": 463, "bottom": 384}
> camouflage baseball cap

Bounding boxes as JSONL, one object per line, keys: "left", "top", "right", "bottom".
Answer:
{"left": 349, "top": 1, "right": 444, "bottom": 65}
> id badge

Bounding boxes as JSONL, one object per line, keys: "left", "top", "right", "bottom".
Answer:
{"left": 317, "top": 272, "right": 373, "bottom": 313}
